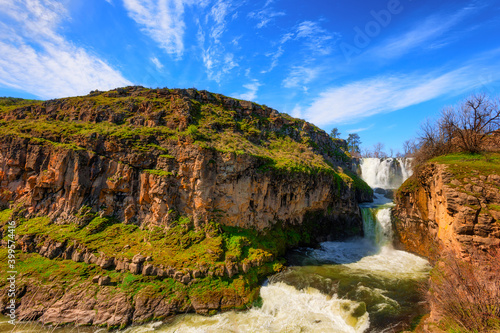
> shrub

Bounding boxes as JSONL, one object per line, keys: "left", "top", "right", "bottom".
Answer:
{"left": 428, "top": 249, "right": 500, "bottom": 332}
{"left": 413, "top": 94, "right": 500, "bottom": 164}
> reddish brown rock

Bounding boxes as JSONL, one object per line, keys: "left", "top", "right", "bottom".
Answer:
{"left": 393, "top": 163, "right": 500, "bottom": 261}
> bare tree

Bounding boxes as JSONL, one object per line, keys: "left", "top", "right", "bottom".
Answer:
{"left": 372, "top": 142, "right": 386, "bottom": 158}
{"left": 416, "top": 118, "right": 451, "bottom": 159}
{"left": 402, "top": 139, "right": 418, "bottom": 157}
{"left": 441, "top": 94, "right": 500, "bottom": 153}
{"left": 362, "top": 147, "right": 372, "bottom": 157}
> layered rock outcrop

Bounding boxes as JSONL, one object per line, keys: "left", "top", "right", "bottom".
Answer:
{"left": 393, "top": 162, "right": 500, "bottom": 261}
{"left": 0, "top": 136, "right": 363, "bottom": 231}
{"left": 0, "top": 86, "right": 369, "bottom": 231}
{"left": 0, "top": 87, "right": 372, "bottom": 328}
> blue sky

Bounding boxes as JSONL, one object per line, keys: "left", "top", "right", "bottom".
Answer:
{"left": 1, "top": 0, "right": 500, "bottom": 154}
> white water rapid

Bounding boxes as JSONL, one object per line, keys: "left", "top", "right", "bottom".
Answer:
{"left": 9, "top": 158, "right": 430, "bottom": 333}
{"left": 129, "top": 157, "right": 430, "bottom": 333}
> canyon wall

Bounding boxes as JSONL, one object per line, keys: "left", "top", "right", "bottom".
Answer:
{"left": 0, "top": 87, "right": 372, "bottom": 328}
{"left": 0, "top": 86, "right": 370, "bottom": 233}
{"left": 0, "top": 136, "right": 364, "bottom": 234}
{"left": 393, "top": 161, "right": 500, "bottom": 261}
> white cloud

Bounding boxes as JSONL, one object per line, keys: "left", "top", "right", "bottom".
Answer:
{"left": 151, "top": 57, "right": 164, "bottom": 69}
{"left": 296, "top": 21, "right": 321, "bottom": 38}
{"left": 199, "top": 47, "right": 238, "bottom": 83}
{"left": 196, "top": 1, "right": 240, "bottom": 83}
{"left": 210, "top": 0, "right": 231, "bottom": 42}
{"left": 282, "top": 66, "right": 320, "bottom": 89}
{"left": 304, "top": 61, "right": 500, "bottom": 126}
{"left": 122, "top": 0, "right": 192, "bottom": 59}
{"left": 261, "top": 45, "right": 284, "bottom": 73}
{"left": 247, "top": 1, "right": 285, "bottom": 29}
{"left": 233, "top": 80, "right": 261, "bottom": 101}
{"left": 290, "top": 105, "right": 302, "bottom": 118}
{"left": 262, "top": 21, "right": 339, "bottom": 74}
{"left": 231, "top": 36, "right": 241, "bottom": 47}
{"left": 346, "top": 125, "right": 374, "bottom": 133}
{"left": 370, "top": 4, "right": 479, "bottom": 60}
{"left": 295, "top": 21, "right": 339, "bottom": 56}
{"left": 0, "top": 0, "right": 130, "bottom": 99}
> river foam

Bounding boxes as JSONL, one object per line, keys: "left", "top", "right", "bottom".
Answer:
{"left": 127, "top": 282, "right": 369, "bottom": 333}
{"left": 5, "top": 157, "right": 429, "bottom": 333}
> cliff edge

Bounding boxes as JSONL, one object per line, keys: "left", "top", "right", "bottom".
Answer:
{"left": 0, "top": 87, "right": 372, "bottom": 328}
{"left": 393, "top": 153, "right": 500, "bottom": 331}
{"left": 393, "top": 153, "right": 500, "bottom": 261}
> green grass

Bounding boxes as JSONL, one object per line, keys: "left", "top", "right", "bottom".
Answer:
{"left": 342, "top": 170, "right": 373, "bottom": 196}
{"left": 0, "top": 209, "right": 12, "bottom": 226}
{"left": 398, "top": 152, "right": 500, "bottom": 197}
{"left": 144, "top": 169, "right": 173, "bottom": 177}
{"left": 488, "top": 204, "right": 500, "bottom": 211}
{"left": 430, "top": 152, "right": 500, "bottom": 180}
{"left": 8, "top": 212, "right": 298, "bottom": 278}
{"left": 396, "top": 175, "right": 420, "bottom": 200}
{"left": 0, "top": 209, "right": 299, "bottom": 314}
{"left": 0, "top": 97, "right": 41, "bottom": 113}
{"left": 0, "top": 210, "right": 299, "bottom": 316}
{"left": 0, "top": 247, "right": 256, "bottom": 312}
{"left": 0, "top": 88, "right": 366, "bottom": 190}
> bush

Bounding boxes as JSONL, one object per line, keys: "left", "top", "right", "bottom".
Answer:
{"left": 413, "top": 94, "right": 500, "bottom": 164}
{"left": 428, "top": 249, "right": 500, "bottom": 332}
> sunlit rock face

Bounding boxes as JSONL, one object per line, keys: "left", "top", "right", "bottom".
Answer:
{"left": 393, "top": 162, "right": 500, "bottom": 262}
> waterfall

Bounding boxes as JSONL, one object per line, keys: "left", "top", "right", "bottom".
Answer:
{"left": 82, "top": 156, "right": 427, "bottom": 333}
{"left": 361, "top": 207, "right": 393, "bottom": 248}
{"left": 359, "top": 158, "right": 412, "bottom": 189}
{"left": 346, "top": 158, "right": 429, "bottom": 277}
{"left": 358, "top": 157, "right": 412, "bottom": 249}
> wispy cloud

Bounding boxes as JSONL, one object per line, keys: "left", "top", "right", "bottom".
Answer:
{"left": 151, "top": 57, "right": 164, "bottom": 70}
{"left": 231, "top": 36, "right": 241, "bottom": 47}
{"left": 290, "top": 105, "right": 303, "bottom": 118}
{"left": 304, "top": 58, "right": 500, "bottom": 126}
{"left": 209, "top": 0, "right": 231, "bottom": 42}
{"left": 295, "top": 21, "right": 340, "bottom": 56}
{"left": 196, "top": 0, "right": 240, "bottom": 83}
{"left": 282, "top": 65, "right": 320, "bottom": 89}
{"left": 262, "top": 21, "right": 339, "bottom": 74}
{"left": 123, "top": 0, "right": 192, "bottom": 59}
{"left": 370, "top": 4, "right": 479, "bottom": 60}
{"left": 248, "top": 0, "right": 285, "bottom": 29}
{"left": 233, "top": 80, "right": 261, "bottom": 101}
{"left": 0, "top": 0, "right": 130, "bottom": 99}
{"left": 346, "top": 125, "right": 374, "bottom": 133}
{"left": 261, "top": 45, "right": 284, "bottom": 73}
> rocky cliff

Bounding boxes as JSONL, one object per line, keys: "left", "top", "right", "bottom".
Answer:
{"left": 393, "top": 154, "right": 500, "bottom": 262}
{"left": 0, "top": 86, "right": 372, "bottom": 328}
{"left": 393, "top": 153, "right": 500, "bottom": 332}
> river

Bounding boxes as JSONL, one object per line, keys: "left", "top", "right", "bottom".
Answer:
{"left": 1, "top": 158, "right": 431, "bottom": 333}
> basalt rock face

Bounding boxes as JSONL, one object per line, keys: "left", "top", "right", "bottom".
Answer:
{"left": 0, "top": 86, "right": 369, "bottom": 231}
{"left": 0, "top": 136, "right": 362, "bottom": 232}
{"left": 393, "top": 162, "right": 500, "bottom": 262}
{"left": 0, "top": 87, "right": 372, "bottom": 328}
